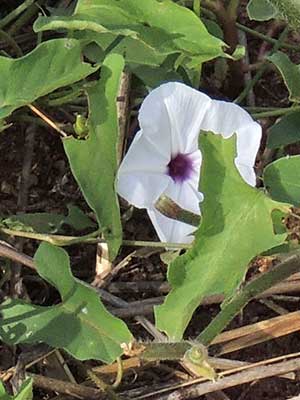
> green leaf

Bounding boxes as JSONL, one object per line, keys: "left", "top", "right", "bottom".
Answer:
{"left": 0, "top": 242, "right": 132, "bottom": 363}
{"left": 65, "top": 204, "right": 96, "bottom": 230}
{"left": 34, "top": 0, "right": 224, "bottom": 70}
{"left": 264, "top": 156, "right": 300, "bottom": 206}
{"left": 0, "top": 378, "right": 32, "bottom": 400}
{"left": 155, "top": 133, "right": 289, "bottom": 340}
{"left": 265, "top": 0, "right": 300, "bottom": 27}
{"left": 202, "top": 18, "right": 224, "bottom": 40}
{"left": 1, "top": 205, "right": 96, "bottom": 234}
{"left": 267, "top": 111, "right": 300, "bottom": 148}
{"left": 80, "top": 31, "right": 167, "bottom": 68}
{"left": 268, "top": 52, "right": 300, "bottom": 102}
{"left": 132, "top": 65, "right": 183, "bottom": 88}
{"left": 0, "top": 39, "right": 96, "bottom": 119}
{"left": 247, "top": 0, "right": 300, "bottom": 26}
{"left": 63, "top": 54, "right": 124, "bottom": 260}
{"left": 247, "top": 0, "right": 278, "bottom": 21}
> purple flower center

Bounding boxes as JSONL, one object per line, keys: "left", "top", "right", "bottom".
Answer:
{"left": 167, "top": 153, "right": 194, "bottom": 183}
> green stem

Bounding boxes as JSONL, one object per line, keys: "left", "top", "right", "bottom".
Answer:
{"left": 8, "top": 0, "right": 46, "bottom": 35}
{"left": 245, "top": 106, "right": 282, "bottom": 112}
{"left": 252, "top": 106, "right": 300, "bottom": 119}
{"left": 201, "top": 10, "right": 298, "bottom": 51}
{"left": 0, "top": 228, "right": 192, "bottom": 249}
{"left": 234, "top": 25, "right": 290, "bottom": 104}
{"left": 140, "top": 341, "right": 191, "bottom": 361}
{"left": 44, "top": 81, "right": 94, "bottom": 107}
{"left": 0, "top": 228, "right": 102, "bottom": 246}
{"left": 0, "top": 0, "right": 36, "bottom": 30}
{"left": 46, "top": 90, "right": 85, "bottom": 107}
{"left": 204, "top": 0, "right": 243, "bottom": 97}
{"left": 193, "top": 0, "right": 201, "bottom": 17}
{"left": 197, "top": 249, "right": 300, "bottom": 346}
{"left": 0, "top": 29, "right": 22, "bottom": 57}
{"left": 236, "top": 22, "right": 298, "bottom": 50}
{"left": 123, "top": 240, "right": 191, "bottom": 249}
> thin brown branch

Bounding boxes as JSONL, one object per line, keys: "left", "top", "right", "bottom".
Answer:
{"left": 10, "top": 125, "right": 36, "bottom": 298}
{"left": 29, "top": 373, "right": 103, "bottom": 400}
{"left": 28, "top": 104, "right": 68, "bottom": 137}
{"left": 0, "top": 241, "right": 35, "bottom": 270}
{"left": 212, "top": 311, "right": 300, "bottom": 356}
{"left": 133, "top": 356, "right": 300, "bottom": 400}
{"left": 117, "top": 72, "right": 131, "bottom": 165}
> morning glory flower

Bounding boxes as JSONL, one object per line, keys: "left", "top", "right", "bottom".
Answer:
{"left": 117, "top": 82, "right": 261, "bottom": 244}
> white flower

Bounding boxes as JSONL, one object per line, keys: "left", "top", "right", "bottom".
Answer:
{"left": 117, "top": 82, "right": 261, "bottom": 244}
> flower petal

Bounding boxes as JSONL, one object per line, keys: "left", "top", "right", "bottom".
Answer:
{"left": 117, "top": 130, "right": 169, "bottom": 175}
{"left": 200, "top": 99, "right": 262, "bottom": 184}
{"left": 201, "top": 100, "right": 255, "bottom": 138}
{"left": 117, "top": 131, "right": 172, "bottom": 208}
{"left": 117, "top": 171, "right": 171, "bottom": 209}
{"left": 165, "top": 179, "right": 203, "bottom": 215}
{"left": 140, "top": 82, "right": 211, "bottom": 155}
{"left": 147, "top": 179, "right": 202, "bottom": 244}
{"left": 235, "top": 122, "right": 262, "bottom": 168}
{"left": 147, "top": 208, "right": 196, "bottom": 244}
{"left": 234, "top": 161, "right": 257, "bottom": 187}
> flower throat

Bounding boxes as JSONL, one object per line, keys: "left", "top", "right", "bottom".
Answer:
{"left": 167, "top": 153, "right": 194, "bottom": 183}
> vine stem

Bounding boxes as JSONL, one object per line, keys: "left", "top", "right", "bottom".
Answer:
{"left": 234, "top": 25, "right": 290, "bottom": 104}
{"left": 200, "top": 7, "right": 298, "bottom": 50}
{"left": 236, "top": 22, "right": 298, "bottom": 50}
{"left": 203, "top": 0, "right": 243, "bottom": 97}
{"left": 0, "top": 228, "right": 192, "bottom": 249}
{"left": 197, "top": 249, "right": 300, "bottom": 346}
{"left": 0, "top": 0, "right": 36, "bottom": 30}
{"left": 251, "top": 106, "right": 300, "bottom": 119}
{"left": 0, "top": 29, "right": 23, "bottom": 57}
{"left": 8, "top": 0, "right": 46, "bottom": 35}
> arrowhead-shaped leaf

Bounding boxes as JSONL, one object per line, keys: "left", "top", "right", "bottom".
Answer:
{"left": 265, "top": 0, "right": 300, "bottom": 27}
{"left": 0, "top": 39, "right": 96, "bottom": 118}
{"left": 247, "top": 0, "right": 278, "bottom": 21}
{"left": 264, "top": 156, "right": 300, "bottom": 206}
{"left": 34, "top": 0, "right": 224, "bottom": 70}
{"left": 63, "top": 54, "right": 124, "bottom": 260}
{"left": 268, "top": 52, "right": 300, "bottom": 102}
{"left": 1, "top": 205, "right": 96, "bottom": 234}
{"left": 267, "top": 111, "right": 300, "bottom": 148}
{"left": 155, "top": 133, "right": 289, "bottom": 340}
{"left": 247, "top": 0, "right": 300, "bottom": 27}
{"left": 0, "top": 243, "right": 132, "bottom": 363}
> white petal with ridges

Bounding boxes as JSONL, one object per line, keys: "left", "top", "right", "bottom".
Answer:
{"left": 117, "top": 129, "right": 172, "bottom": 208}
{"left": 140, "top": 82, "right": 211, "bottom": 155}
{"left": 164, "top": 83, "right": 211, "bottom": 153}
{"left": 200, "top": 99, "right": 261, "bottom": 185}
{"left": 148, "top": 179, "right": 202, "bottom": 243}
{"left": 165, "top": 180, "right": 202, "bottom": 215}
{"left": 117, "top": 171, "right": 171, "bottom": 209}
{"left": 201, "top": 100, "right": 255, "bottom": 138}
{"left": 235, "top": 122, "right": 262, "bottom": 168}
{"left": 147, "top": 208, "right": 196, "bottom": 244}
